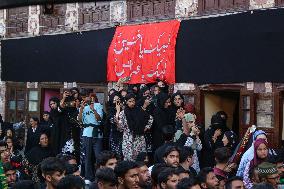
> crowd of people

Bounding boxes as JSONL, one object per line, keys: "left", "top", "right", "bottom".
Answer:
{"left": 0, "top": 79, "right": 283, "bottom": 189}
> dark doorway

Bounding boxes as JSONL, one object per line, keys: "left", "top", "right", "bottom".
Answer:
{"left": 203, "top": 91, "right": 240, "bottom": 135}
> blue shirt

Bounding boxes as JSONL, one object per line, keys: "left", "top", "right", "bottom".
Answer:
{"left": 82, "top": 103, "right": 103, "bottom": 137}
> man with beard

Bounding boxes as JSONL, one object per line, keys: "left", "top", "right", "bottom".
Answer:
{"left": 114, "top": 161, "right": 140, "bottom": 189}
{"left": 97, "top": 151, "right": 119, "bottom": 170}
{"left": 197, "top": 167, "right": 219, "bottom": 189}
{"left": 158, "top": 168, "right": 179, "bottom": 189}
{"left": 154, "top": 125, "right": 188, "bottom": 164}
{"left": 163, "top": 146, "right": 180, "bottom": 168}
{"left": 179, "top": 146, "right": 197, "bottom": 177}
{"left": 3, "top": 162, "right": 17, "bottom": 187}
{"left": 136, "top": 162, "right": 151, "bottom": 189}
{"left": 41, "top": 157, "right": 65, "bottom": 189}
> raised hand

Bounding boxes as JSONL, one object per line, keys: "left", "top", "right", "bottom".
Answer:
{"left": 116, "top": 101, "right": 121, "bottom": 112}
{"left": 176, "top": 108, "right": 185, "bottom": 120}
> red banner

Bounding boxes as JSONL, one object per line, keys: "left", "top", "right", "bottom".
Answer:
{"left": 107, "top": 20, "right": 180, "bottom": 84}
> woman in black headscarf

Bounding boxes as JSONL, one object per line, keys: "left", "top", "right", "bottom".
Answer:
{"left": 106, "top": 91, "right": 123, "bottom": 158}
{"left": 136, "top": 86, "right": 155, "bottom": 115}
{"left": 202, "top": 113, "right": 231, "bottom": 168}
{"left": 222, "top": 131, "right": 238, "bottom": 154}
{"left": 117, "top": 93, "right": 153, "bottom": 161}
{"left": 152, "top": 92, "right": 175, "bottom": 150}
{"left": 49, "top": 96, "right": 75, "bottom": 156}
{"left": 48, "top": 97, "right": 62, "bottom": 155}
{"left": 26, "top": 132, "right": 55, "bottom": 166}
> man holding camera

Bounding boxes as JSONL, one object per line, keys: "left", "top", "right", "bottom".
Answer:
{"left": 78, "top": 93, "right": 103, "bottom": 184}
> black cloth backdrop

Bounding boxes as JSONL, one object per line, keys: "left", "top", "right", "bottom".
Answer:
{"left": 2, "top": 8, "right": 284, "bottom": 84}
{"left": 175, "top": 8, "right": 284, "bottom": 84}
{"left": 1, "top": 28, "right": 115, "bottom": 83}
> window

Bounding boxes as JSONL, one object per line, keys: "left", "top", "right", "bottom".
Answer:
{"left": 198, "top": 0, "right": 248, "bottom": 14}
{"left": 39, "top": 4, "right": 66, "bottom": 34}
{"left": 256, "top": 98, "right": 274, "bottom": 128}
{"left": 127, "top": 0, "right": 175, "bottom": 22}
{"left": 96, "top": 92, "right": 105, "bottom": 105}
{"left": 6, "top": 7, "right": 29, "bottom": 37}
{"left": 6, "top": 86, "right": 27, "bottom": 123}
{"left": 28, "top": 91, "right": 38, "bottom": 112}
{"left": 183, "top": 95, "right": 195, "bottom": 105}
{"left": 78, "top": 2, "right": 110, "bottom": 30}
{"left": 276, "top": 0, "right": 284, "bottom": 6}
{"left": 242, "top": 96, "right": 250, "bottom": 125}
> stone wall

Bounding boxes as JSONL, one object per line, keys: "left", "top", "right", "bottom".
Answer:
{"left": 0, "top": 9, "right": 6, "bottom": 119}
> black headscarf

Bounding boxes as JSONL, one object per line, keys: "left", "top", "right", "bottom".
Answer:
{"left": 124, "top": 93, "right": 149, "bottom": 137}
{"left": 108, "top": 91, "right": 120, "bottom": 108}
{"left": 25, "top": 132, "right": 55, "bottom": 165}
{"left": 171, "top": 92, "right": 185, "bottom": 109}
{"left": 210, "top": 114, "right": 230, "bottom": 133}
{"left": 128, "top": 84, "right": 140, "bottom": 96}
{"left": 107, "top": 91, "right": 121, "bottom": 116}
{"left": 216, "top": 111, "right": 228, "bottom": 126}
{"left": 138, "top": 86, "right": 150, "bottom": 99}
{"left": 224, "top": 131, "right": 238, "bottom": 151}
{"left": 108, "top": 88, "right": 117, "bottom": 96}
{"left": 157, "top": 92, "right": 170, "bottom": 110}
{"left": 154, "top": 92, "right": 175, "bottom": 124}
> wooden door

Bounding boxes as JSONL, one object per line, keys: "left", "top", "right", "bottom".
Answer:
{"left": 239, "top": 89, "right": 281, "bottom": 149}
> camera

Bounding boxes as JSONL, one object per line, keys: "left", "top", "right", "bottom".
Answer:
{"left": 64, "top": 90, "right": 76, "bottom": 107}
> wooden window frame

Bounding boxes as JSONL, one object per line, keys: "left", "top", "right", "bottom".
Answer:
{"left": 276, "top": 0, "right": 284, "bottom": 6}
{"left": 197, "top": 0, "right": 249, "bottom": 15}
{"left": 5, "top": 82, "right": 27, "bottom": 123}
{"left": 127, "top": 0, "right": 176, "bottom": 22}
